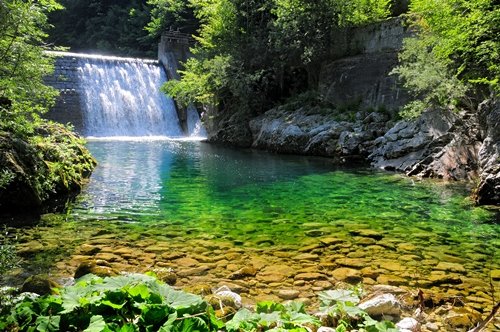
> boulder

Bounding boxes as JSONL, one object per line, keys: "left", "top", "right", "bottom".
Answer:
{"left": 74, "top": 260, "right": 118, "bottom": 278}
{"left": 369, "top": 108, "right": 481, "bottom": 180}
{"left": 396, "top": 317, "right": 420, "bottom": 332}
{"left": 21, "top": 274, "right": 61, "bottom": 295}
{"left": 358, "top": 293, "right": 402, "bottom": 317}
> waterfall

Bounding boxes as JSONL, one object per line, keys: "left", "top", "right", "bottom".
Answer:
{"left": 71, "top": 53, "right": 196, "bottom": 138}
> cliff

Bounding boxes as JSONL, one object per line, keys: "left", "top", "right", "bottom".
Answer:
{"left": 204, "top": 18, "right": 499, "bottom": 206}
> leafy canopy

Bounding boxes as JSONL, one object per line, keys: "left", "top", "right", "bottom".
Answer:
{"left": 392, "top": 0, "right": 500, "bottom": 118}
{"left": 158, "top": 0, "right": 392, "bottom": 115}
{"left": 0, "top": 0, "right": 61, "bottom": 136}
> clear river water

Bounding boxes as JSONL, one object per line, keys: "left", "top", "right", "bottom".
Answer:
{"left": 10, "top": 138, "right": 499, "bottom": 313}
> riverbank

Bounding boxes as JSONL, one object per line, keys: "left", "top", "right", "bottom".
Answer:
{"left": 0, "top": 121, "right": 96, "bottom": 215}
{"left": 204, "top": 98, "right": 500, "bottom": 207}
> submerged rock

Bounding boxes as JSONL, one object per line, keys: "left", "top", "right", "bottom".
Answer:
{"left": 74, "top": 260, "right": 118, "bottom": 278}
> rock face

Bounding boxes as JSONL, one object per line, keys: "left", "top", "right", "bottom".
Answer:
{"left": 369, "top": 109, "right": 481, "bottom": 180}
{"left": 474, "top": 100, "right": 500, "bottom": 205}
{"left": 319, "top": 52, "right": 409, "bottom": 112}
{"left": 250, "top": 106, "right": 392, "bottom": 162}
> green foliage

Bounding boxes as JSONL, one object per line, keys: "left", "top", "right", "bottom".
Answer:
{"left": 146, "top": 0, "right": 199, "bottom": 39}
{"left": 161, "top": 0, "right": 392, "bottom": 117}
{"left": 318, "top": 289, "right": 398, "bottom": 332}
{"left": 226, "top": 301, "right": 320, "bottom": 331}
{"left": 48, "top": 0, "right": 155, "bottom": 57}
{"left": 0, "top": 274, "right": 402, "bottom": 332}
{"left": 0, "top": 0, "right": 61, "bottom": 136}
{"left": 0, "top": 273, "right": 221, "bottom": 332}
{"left": 0, "top": 227, "right": 19, "bottom": 275}
{"left": 393, "top": 0, "right": 500, "bottom": 118}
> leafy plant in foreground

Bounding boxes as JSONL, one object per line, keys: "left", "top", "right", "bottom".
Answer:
{"left": 318, "top": 289, "right": 398, "bottom": 332}
{"left": 0, "top": 273, "right": 223, "bottom": 332}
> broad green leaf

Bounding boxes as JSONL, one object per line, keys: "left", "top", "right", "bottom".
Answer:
{"left": 118, "top": 323, "right": 138, "bottom": 332}
{"left": 83, "top": 315, "right": 106, "bottom": 332}
{"left": 158, "top": 312, "right": 177, "bottom": 332}
{"left": 258, "top": 312, "right": 282, "bottom": 327}
{"left": 100, "top": 299, "right": 126, "bottom": 309}
{"left": 158, "top": 285, "right": 205, "bottom": 312}
{"left": 256, "top": 301, "right": 285, "bottom": 314}
{"left": 284, "top": 301, "right": 306, "bottom": 314}
{"left": 127, "top": 284, "right": 150, "bottom": 300}
{"left": 287, "top": 311, "right": 320, "bottom": 327}
{"left": 34, "top": 315, "right": 60, "bottom": 332}
{"left": 140, "top": 304, "right": 170, "bottom": 326}
{"left": 61, "top": 288, "right": 86, "bottom": 313}
{"left": 319, "top": 290, "right": 360, "bottom": 306}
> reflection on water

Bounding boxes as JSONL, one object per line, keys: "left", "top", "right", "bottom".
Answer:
{"left": 73, "top": 140, "right": 336, "bottom": 220}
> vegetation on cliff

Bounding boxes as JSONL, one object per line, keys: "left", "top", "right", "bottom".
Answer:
{"left": 393, "top": 0, "right": 499, "bottom": 118}
{"left": 0, "top": 0, "right": 96, "bottom": 213}
{"left": 160, "top": 0, "right": 392, "bottom": 116}
{"left": 47, "top": 0, "right": 156, "bottom": 57}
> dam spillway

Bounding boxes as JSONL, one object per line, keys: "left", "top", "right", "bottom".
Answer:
{"left": 44, "top": 52, "right": 205, "bottom": 138}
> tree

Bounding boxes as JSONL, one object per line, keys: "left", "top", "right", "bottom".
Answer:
{"left": 48, "top": 0, "right": 155, "bottom": 57}
{"left": 392, "top": 0, "right": 500, "bottom": 118}
{"left": 0, "top": 0, "right": 61, "bottom": 136}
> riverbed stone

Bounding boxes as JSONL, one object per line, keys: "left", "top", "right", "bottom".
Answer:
{"left": 294, "top": 272, "right": 326, "bottom": 281}
{"left": 294, "top": 253, "right": 319, "bottom": 261}
{"left": 444, "top": 307, "right": 481, "bottom": 328}
{"left": 95, "top": 252, "right": 122, "bottom": 263}
{"left": 177, "top": 265, "right": 210, "bottom": 277}
{"left": 336, "top": 258, "right": 366, "bottom": 268}
{"left": 276, "top": 289, "right": 301, "bottom": 300}
{"left": 229, "top": 266, "right": 257, "bottom": 279}
{"left": 74, "top": 260, "right": 117, "bottom": 278}
{"left": 78, "top": 244, "right": 101, "bottom": 255}
{"left": 435, "top": 261, "right": 466, "bottom": 273}
{"left": 175, "top": 257, "right": 199, "bottom": 267}
{"left": 331, "top": 268, "right": 362, "bottom": 283}
{"left": 257, "top": 265, "right": 295, "bottom": 283}
{"left": 376, "top": 274, "right": 407, "bottom": 286}
{"left": 349, "top": 229, "right": 383, "bottom": 240}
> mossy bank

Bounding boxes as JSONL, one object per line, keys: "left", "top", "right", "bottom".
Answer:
{"left": 0, "top": 122, "right": 96, "bottom": 215}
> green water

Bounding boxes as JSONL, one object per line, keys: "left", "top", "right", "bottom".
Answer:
{"left": 71, "top": 140, "right": 497, "bottom": 248}
{"left": 8, "top": 140, "right": 500, "bottom": 311}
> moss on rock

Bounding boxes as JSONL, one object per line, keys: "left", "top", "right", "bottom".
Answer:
{"left": 0, "top": 121, "right": 96, "bottom": 214}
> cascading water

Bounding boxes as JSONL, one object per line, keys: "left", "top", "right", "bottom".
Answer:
{"left": 70, "top": 53, "right": 199, "bottom": 138}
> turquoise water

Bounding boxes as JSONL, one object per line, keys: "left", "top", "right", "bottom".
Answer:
{"left": 72, "top": 140, "right": 497, "bottom": 247}
{"left": 10, "top": 139, "right": 499, "bottom": 312}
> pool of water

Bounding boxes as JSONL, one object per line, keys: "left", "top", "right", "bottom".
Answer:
{"left": 8, "top": 140, "right": 500, "bottom": 312}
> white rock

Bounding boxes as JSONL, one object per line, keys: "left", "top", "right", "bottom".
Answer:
{"left": 425, "top": 322, "right": 439, "bottom": 332}
{"left": 358, "top": 293, "right": 402, "bottom": 316}
{"left": 214, "top": 285, "right": 242, "bottom": 308}
{"left": 317, "top": 327, "right": 336, "bottom": 332}
{"left": 396, "top": 317, "right": 419, "bottom": 331}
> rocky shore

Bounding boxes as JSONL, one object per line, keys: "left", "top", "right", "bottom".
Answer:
{"left": 205, "top": 99, "right": 500, "bottom": 206}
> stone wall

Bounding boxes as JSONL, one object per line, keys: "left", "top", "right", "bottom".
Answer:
{"left": 319, "top": 18, "right": 411, "bottom": 112}
{"left": 158, "top": 32, "right": 194, "bottom": 133}
{"left": 43, "top": 54, "right": 85, "bottom": 134}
